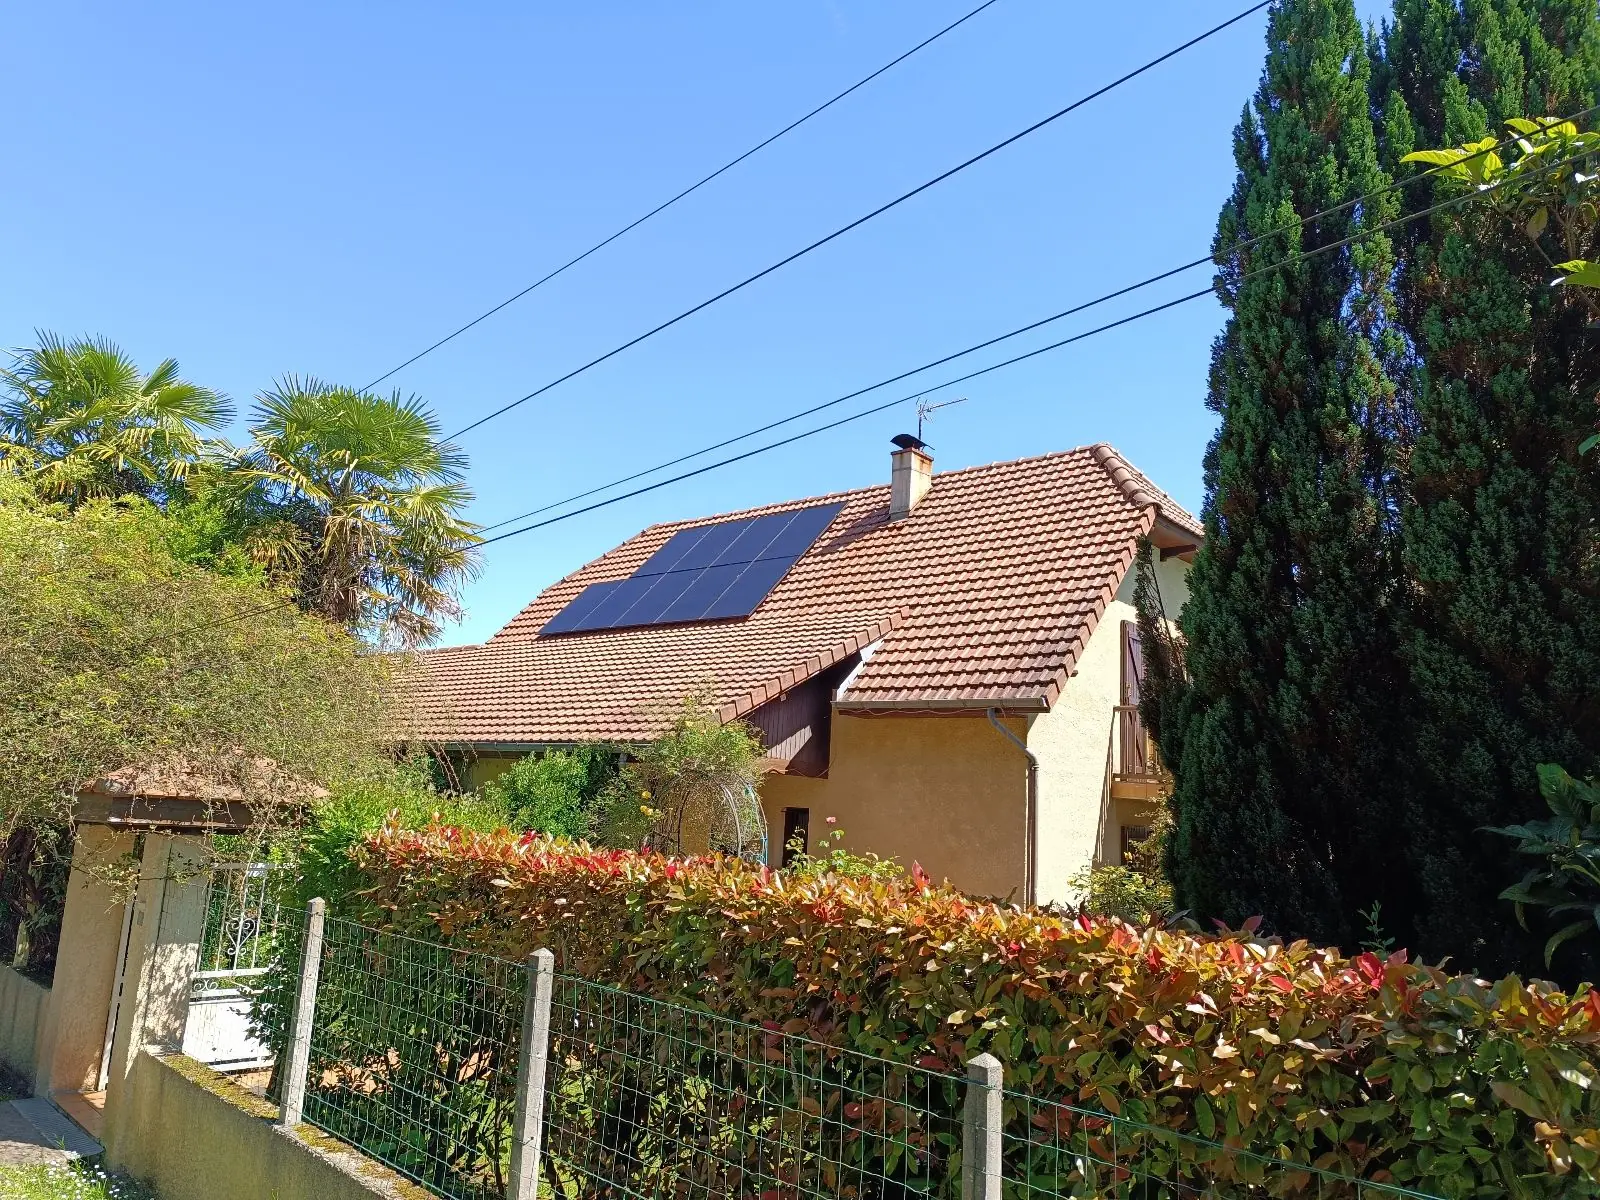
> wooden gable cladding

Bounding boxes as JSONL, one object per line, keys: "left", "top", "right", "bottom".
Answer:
{"left": 746, "top": 658, "right": 857, "bottom": 777}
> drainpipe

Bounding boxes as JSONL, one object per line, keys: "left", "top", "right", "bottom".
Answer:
{"left": 987, "top": 708, "right": 1038, "bottom": 908}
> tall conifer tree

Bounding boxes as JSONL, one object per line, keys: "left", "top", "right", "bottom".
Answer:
{"left": 1373, "top": 0, "right": 1600, "bottom": 974}
{"left": 1152, "top": 0, "right": 1409, "bottom": 945}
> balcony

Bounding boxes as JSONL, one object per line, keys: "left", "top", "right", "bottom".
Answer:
{"left": 1110, "top": 704, "right": 1165, "bottom": 801}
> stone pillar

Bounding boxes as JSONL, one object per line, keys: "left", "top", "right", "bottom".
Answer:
{"left": 101, "top": 833, "right": 211, "bottom": 1162}
{"left": 39, "top": 825, "right": 137, "bottom": 1097}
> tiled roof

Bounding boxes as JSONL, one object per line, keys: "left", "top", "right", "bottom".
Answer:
{"left": 406, "top": 444, "right": 1199, "bottom": 744}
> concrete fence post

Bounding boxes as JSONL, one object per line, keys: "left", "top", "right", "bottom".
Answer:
{"left": 277, "top": 897, "right": 325, "bottom": 1129}
{"left": 508, "top": 948, "right": 556, "bottom": 1200}
{"left": 962, "top": 1052, "right": 1003, "bottom": 1200}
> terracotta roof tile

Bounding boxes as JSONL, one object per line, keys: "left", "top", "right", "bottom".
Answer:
{"left": 405, "top": 444, "right": 1197, "bottom": 743}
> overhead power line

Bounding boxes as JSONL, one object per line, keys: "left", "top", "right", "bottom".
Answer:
{"left": 361, "top": 0, "right": 1006, "bottom": 392}
{"left": 477, "top": 288, "right": 1212, "bottom": 546}
{"left": 477, "top": 129, "right": 1600, "bottom": 547}
{"left": 478, "top": 110, "right": 1594, "bottom": 534}
{"left": 445, "top": 0, "right": 1273, "bottom": 440}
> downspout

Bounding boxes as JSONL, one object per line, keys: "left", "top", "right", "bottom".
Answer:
{"left": 987, "top": 708, "right": 1038, "bottom": 908}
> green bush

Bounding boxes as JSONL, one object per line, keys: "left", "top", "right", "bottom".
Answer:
{"left": 283, "top": 754, "right": 516, "bottom": 911}
{"left": 1491, "top": 764, "right": 1600, "bottom": 971}
{"left": 1069, "top": 862, "right": 1173, "bottom": 924}
{"left": 782, "top": 816, "right": 901, "bottom": 881}
{"left": 590, "top": 693, "right": 766, "bottom": 858}
{"left": 479, "top": 745, "right": 619, "bottom": 841}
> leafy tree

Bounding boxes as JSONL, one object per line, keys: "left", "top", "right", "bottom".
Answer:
{"left": 0, "top": 824, "right": 71, "bottom": 980}
{"left": 0, "top": 475, "right": 393, "bottom": 840}
{"left": 230, "top": 378, "right": 479, "bottom": 647}
{"left": 0, "top": 333, "right": 230, "bottom": 505}
{"left": 1373, "top": 1, "right": 1600, "bottom": 973}
{"left": 1145, "top": 0, "right": 1410, "bottom": 946}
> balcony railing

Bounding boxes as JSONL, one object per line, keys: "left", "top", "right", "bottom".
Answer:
{"left": 1113, "top": 704, "right": 1162, "bottom": 781}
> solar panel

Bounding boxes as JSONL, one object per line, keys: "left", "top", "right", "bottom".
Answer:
{"left": 711, "top": 511, "right": 789, "bottom": 566}
{"left": 670, "top": 518, "right": 753, "bottom": 572}
{"left": 701, "top": 557, "right": 794, "bottom": 621}
{"left": 656, "top": 563, "right": 745, "bottom": 625}
{"left": 539, "top": 501, "right": 843, "bottom": 635}
{"left": 760, "top": 504, "right": 842, "bottom": 559}
{"left": 579, "top": 574, "right": 661, "bottom": 628}
{"left": 537, "top": 580, "right": 621, "bottom": 635}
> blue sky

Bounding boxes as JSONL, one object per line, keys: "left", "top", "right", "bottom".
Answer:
{"left": 4, "top": 0, "right": 1387, "bottom": 645}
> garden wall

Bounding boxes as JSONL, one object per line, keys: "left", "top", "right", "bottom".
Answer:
{"left": 0, "top": 962, "right": 51, "bottom": 1090}
{"left": 106, "top": 1047, "right": 422, "bottom": 1200}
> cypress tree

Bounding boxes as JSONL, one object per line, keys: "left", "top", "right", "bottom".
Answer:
{"left": 1149, "top": 0, "right": 1410, "bottom": 945}
{"left": 1373, "top": 1, "right": 1600, "bottom": 975}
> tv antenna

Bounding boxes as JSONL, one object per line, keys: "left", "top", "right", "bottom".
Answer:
{"left": 916, "top": 395, "right": 967, "bottom": 442}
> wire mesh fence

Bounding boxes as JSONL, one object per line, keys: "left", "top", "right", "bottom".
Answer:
{"left": 996, "top": 1087, "right": 1445, "bottom": 1200}
{"left": 302, "top": 917, "right": 525, "bottom": 1199}
{"left": 250, "top": 909, "right": 1448, "bottom": 1200}
{"left": 542, "top": 972, "right": 962, "bottom": 1199}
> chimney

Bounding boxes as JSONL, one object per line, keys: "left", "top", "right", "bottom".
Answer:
{"left": 889, "top": 434, "right": 933, "bottom": 521}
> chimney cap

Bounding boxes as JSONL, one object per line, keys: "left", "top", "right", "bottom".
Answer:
{"left": 891, "top": 433, "right": 930, "bottom": 453}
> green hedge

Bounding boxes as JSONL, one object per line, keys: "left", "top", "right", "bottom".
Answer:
{"left": 346, "top": 823, "right": 1600, "bottom": 1198}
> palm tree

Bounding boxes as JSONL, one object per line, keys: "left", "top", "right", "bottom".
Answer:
{"left": 234, "top": 378, "right": 479, "bottom": 647}
{"left": 0, "top": 333, "right": 231, "bottom": 504}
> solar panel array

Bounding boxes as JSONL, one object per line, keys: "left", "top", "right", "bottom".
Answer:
{"left": 539, "top": 502, "right": 843, "bottom": 636}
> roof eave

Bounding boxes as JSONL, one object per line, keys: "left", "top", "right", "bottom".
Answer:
{"left": 833, "top": 696, "right": 1049, "bottom": 715}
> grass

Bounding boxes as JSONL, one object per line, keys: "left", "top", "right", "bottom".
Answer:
{"left": 0, "top": 1162, "right": 159, "bottom": 1199}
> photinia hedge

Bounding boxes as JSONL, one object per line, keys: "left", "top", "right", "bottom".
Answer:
{"left": 347, "top": 823, "right": 1600, "bottom": 1197}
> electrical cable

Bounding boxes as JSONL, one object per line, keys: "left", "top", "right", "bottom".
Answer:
{"left": 477, "top": 130, "right": 1600, "bottom": 546}
{"left": 361, "top": 0, "right": 1007, "bottom": 391}
{"left": 444, "top": 0, "right": 1273, "bottom": 440}
{"left": 477, "top": 287, "right": 1212, "bottom": 545}
{"left": 478, "top": 108, "right": 1598, "bottom": 533}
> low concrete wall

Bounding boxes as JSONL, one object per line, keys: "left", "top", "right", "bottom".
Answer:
{"left": 107, "top": 1047, "right": 422, "bottom": 1200}
{"left": 0, "top": 963, "right": 52, "bottom": 1089}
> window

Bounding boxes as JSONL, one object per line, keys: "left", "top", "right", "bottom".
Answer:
{"left": 1120, "top": 824, "right": 1152, "bottom": 864}
{"left": 781, "top": 808, "right": 811, "bottom": 866}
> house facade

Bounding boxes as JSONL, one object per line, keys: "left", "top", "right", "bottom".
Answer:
{"left": 408, "top": 440, "right": 1199, "bottom": 906}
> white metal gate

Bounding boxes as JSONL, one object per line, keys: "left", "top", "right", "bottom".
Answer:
{"left": 182, "top": 862, "right": 288, "bottom": 1071}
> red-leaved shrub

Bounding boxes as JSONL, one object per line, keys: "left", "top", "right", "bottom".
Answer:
{"left": 348, "top": 823, "right": 1600, "bottom": 1197}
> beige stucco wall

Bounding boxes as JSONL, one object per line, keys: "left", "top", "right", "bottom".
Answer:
{"left": 1028, "top": 553, "right": 1189, "bottom": 903}
{"left": 45, "top": 825, "right": 135, "bottom": 1095}
{"left": 760, "top": 713, "right": 1031, "bottom": 900}
{"left": 107, "top": 1048, "right": 415, "bottom": 1200}
{"left": 103, "top": 834, "right": 211, "bottom": 1130}
{"left": 0, "top": 964, "right": 51, "bottom": 1091}
{"left": 462, "top": 754, "right": 523, "bottom": 791}
{"left": 759, "top": 552, "right": 1190, "bottom": 906}
{"left": 1026, "top": 614, "right": 1124, "bottom": 906}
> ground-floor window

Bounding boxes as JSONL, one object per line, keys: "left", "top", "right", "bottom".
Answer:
{"left": 781, "top": 807, "right": 811, "bottom": 866}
